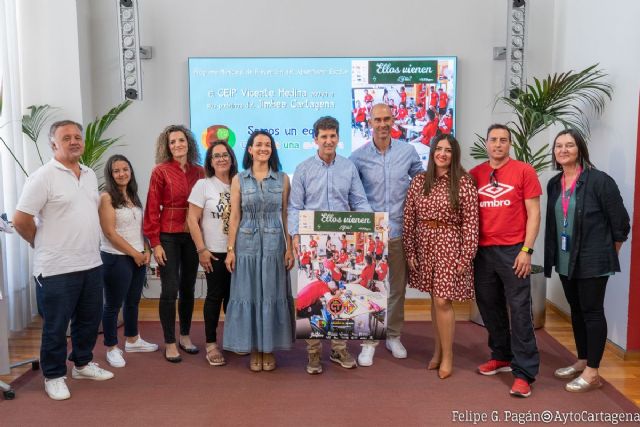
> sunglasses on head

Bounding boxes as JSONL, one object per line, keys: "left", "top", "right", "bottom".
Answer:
{"left": 490, "top": 169, "right": 499, "bottom": 187}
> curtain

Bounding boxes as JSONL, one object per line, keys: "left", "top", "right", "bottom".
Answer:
{"left": 0, "top": 0, "right": 37, "bottom": 331}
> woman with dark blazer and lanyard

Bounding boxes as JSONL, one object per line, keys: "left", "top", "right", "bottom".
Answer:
{"left": 544, "top": 129, "right": 630, "bottom": 392}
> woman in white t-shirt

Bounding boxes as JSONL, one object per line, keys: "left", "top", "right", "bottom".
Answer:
{"left": 99, "top": 155, "right": 158, "bottom": 368}
{"left": 187, "top": 141, "right": 238, "bottom": 366}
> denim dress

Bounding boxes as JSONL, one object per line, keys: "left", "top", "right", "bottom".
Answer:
{"left": 223, "top": 169, "right": 295, "bottom": 353}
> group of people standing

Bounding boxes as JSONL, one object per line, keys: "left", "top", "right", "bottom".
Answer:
{"left": 12, "top": 102, "right": 629, "bottom": 402}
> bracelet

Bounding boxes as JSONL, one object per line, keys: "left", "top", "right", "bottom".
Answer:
{"left": 196, "top": 247, "right": 208, "bottom": 254}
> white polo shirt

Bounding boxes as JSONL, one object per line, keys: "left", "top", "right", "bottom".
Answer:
{"left": 16, "top": 159, "right": 102, "bottom": 277}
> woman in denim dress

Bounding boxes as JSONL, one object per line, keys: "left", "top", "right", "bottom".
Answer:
{"left": 224, "top": 130, "right": 295, "bottom": 371}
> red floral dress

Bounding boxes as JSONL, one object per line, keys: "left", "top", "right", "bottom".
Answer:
{"left": 403, "top": 173, "right": 479, "bottom": 300}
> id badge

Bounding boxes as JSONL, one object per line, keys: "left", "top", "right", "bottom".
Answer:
{"left": 560, "top": 232, "right": 570, "bottom": 252}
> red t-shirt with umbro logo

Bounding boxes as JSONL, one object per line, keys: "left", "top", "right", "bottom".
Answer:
{"left": 469, "top": 158, "right": 542, "bottom": 247}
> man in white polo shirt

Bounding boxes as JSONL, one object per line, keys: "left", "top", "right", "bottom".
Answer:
{"left": 13, "top": 120, "right": 114, "bottom": 401}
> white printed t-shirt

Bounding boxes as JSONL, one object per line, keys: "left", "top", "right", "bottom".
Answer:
{"left": 188, "top": 176, "right": 231, "bottom": 253}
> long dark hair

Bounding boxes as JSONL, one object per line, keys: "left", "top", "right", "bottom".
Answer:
{"left": 422, "top": 134, "right": 468, "bottom": 211}
{"left": 551, "top": 128, "right": 594, "bottom": 170}
{"left": 103, "top": 154, "right": 142, "bottom": 209}
{"left": 242, "top": 130, "right": 281, "bottom": 172}
{"left": 204, "top": 140, "right": 238, "bottom": 178}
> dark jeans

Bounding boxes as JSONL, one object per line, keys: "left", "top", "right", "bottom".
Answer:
{"left": 36, "top": 266, "right": 103, "bottom": 379}
{"left": 204, "top": 252, "right": 231, "bottom": 343}
{"left": 474, "top": 244, "right": 540, "bottom": 383}
{"left": 101, "top": 251, "right": 147, "bottom": 347}
{"left": 560, "top": 275, "right": 608, "bottom": 368}
{"left": 158, "top": 232, "right": 199, "bottom": 343}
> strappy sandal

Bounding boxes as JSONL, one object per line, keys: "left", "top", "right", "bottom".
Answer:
{"left": 205, "top": 344, "right": 226, "bottom": 366}
{"left": 262, "top": 353, "right": 276, "bottom": 371}
{"left": 249, "top": 352, "right": 263, "bottom": 372}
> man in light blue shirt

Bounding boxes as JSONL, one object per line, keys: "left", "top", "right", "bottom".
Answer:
{"left": 350, "top": 103, "right": 423, "bottom": 366}
{"left": 289, "top": 116, "right": 371, "bottom": 375}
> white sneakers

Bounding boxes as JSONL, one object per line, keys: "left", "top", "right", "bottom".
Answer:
{"left": 106, "top": 348, "right": 126, "bottom": 368}
{"left": 386, "top": 336, "right": 408, "bottom": 359}
{"left": 44, "top": 377, "right": 70, "bottom": 401}
{"left": 107, "top": 337, "right": 158, "bottom": 367}
{"left": 125, "top": 337, "right": 158, "bottom": 353}
{"left": 357, "top": 337, "right": 408, "bottom": 366}
{"left": 72, "top": 362, "right": 114, "bottom": 381}
{"left": 45, "top": 362, "right": 113, "bottom": 401}
{"left": 358, "top": 343, "right": 376, "bottom": 366}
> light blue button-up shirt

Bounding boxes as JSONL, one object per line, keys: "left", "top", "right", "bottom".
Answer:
{"left": 288, "top": 153, "right": 371, "bottom": 235}
{"left": 350, "top": 139, "right": 423, "bottom": 239}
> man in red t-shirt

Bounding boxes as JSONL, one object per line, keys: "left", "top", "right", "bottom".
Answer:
{"left": 363, "top": 89, "right": 373, "bottom": 104}
{"left": 437, "top": 88, "right": 449, "bottom": 115}
{"left": 374, "top": 236, "right": 384, "bottom": 260}
{"left": 353, "top": 100, "right": 367, "bottom": 137}
{"left": 295, "top": 278, "right": 337, "bottom": 312}
{"left": 438, "top": 108, "right": 453, "bottom": 135}
{"left": 366, "top": 235, "right": 375, "bottom": 257}
{"left": 299, "top": 245, "right": 311, "bottom": 275}
{"left": 355, "top": 255, "right": 375, "bottom": 288}
{"left": 355, "top": 233, "right": 364, "bottom": 252}
{"left": 429, "top": 86, "right": 438, "bottom": 109}
{"left": 395, "top": 103, "right": 409, "bottom": 121}
{"left": 323, "top": 253, "right": 342, "bottom": 282}
{"left": 410, "top": 109, "right": 437, "bottom": 146}
{"left": 469, "top": 124, "right": 542, "bottom": 399}
{"left": 309, "top": 236, "right": 318, "bottom": 258}
{"left": 396, "top": 87, "right": 407, "bottom": 105}
{"left": 375, "top": 256, "right": 389, "bottom": 281}
{"left": 337, "top": 248, "right": 349, "bottom": 265}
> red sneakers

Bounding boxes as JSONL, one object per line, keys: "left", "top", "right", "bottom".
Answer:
{"left": 510, "top": 378, "right": 532, "bottom": 398}
{"left": 477, "top": 359, "right": 512, "bottom": 375}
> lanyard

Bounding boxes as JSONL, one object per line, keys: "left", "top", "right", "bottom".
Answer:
{"left": 561, "top": 167, "right": 581, "bottom": 228}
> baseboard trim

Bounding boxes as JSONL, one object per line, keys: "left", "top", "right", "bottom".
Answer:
{"left": 546, "top": 300, "right": 639, "bottom": 361}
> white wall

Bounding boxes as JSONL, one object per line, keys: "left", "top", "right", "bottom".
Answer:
{"left": 545, "top": 0, "right": 640, "bottom": 349}
{"left": 17, "top": 0, "right": 86, "bottom": 139}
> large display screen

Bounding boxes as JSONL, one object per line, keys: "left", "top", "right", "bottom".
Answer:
{"left": 189, "top": 56, "right": 456, "bottom": 173}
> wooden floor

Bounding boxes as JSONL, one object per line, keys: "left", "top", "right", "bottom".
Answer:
{"left": 2, "top": 299, "right": 639, "bottom": 406}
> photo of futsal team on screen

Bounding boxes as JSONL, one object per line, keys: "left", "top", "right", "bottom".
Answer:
{"left": 295, "top": 224, "right": 389, "bottom": 341}
{"left": 351, "top": 58, "right": 455, "bottom": 168}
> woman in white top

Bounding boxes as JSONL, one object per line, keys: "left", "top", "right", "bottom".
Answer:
{"left": 187, "top": 141, "right": 238, "bottom": 366}
{"left": 99, "top": 155, "right": 158, "bottom": 368}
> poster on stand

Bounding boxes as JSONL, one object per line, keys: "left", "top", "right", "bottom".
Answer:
{"left": 294, "top": 210, "right": 389, "bottom": 340}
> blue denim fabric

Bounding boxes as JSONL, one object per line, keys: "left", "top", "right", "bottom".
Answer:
{"left": 37, "top": 266, "right": 103, "bottom": 378}
{"left": 101, "top": 251, "right": 147, "bottom": 347}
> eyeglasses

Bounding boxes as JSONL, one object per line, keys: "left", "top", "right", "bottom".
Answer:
{"left": 212, "top": 152, "right": 230, "bottom": 160}
{"left": 489, "top": 169, "right": 499, "bottom": 187}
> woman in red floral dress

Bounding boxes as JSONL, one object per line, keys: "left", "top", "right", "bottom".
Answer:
{"left": 403, "top": 134, "right": 479, "bottom": 379}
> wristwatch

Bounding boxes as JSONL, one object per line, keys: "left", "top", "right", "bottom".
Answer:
{"left": 227, "top": 245, "right": 234, "bottom": 252}
{"left": 521, "top": 246, "right": 534, "bottom": 254}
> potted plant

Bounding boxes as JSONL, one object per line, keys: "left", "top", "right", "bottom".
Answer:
{"left": 1, "top": 101, "right": 131, "bottom": 185}
{"left": 469, "top": 64, "right": 612, "bottom": 328}
{"left": 80, "top": 100, "right": 132, "bottom": 187}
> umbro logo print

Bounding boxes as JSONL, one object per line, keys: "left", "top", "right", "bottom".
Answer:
{"left": 477, "top": 183, "right": 514, "bottom": 207}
